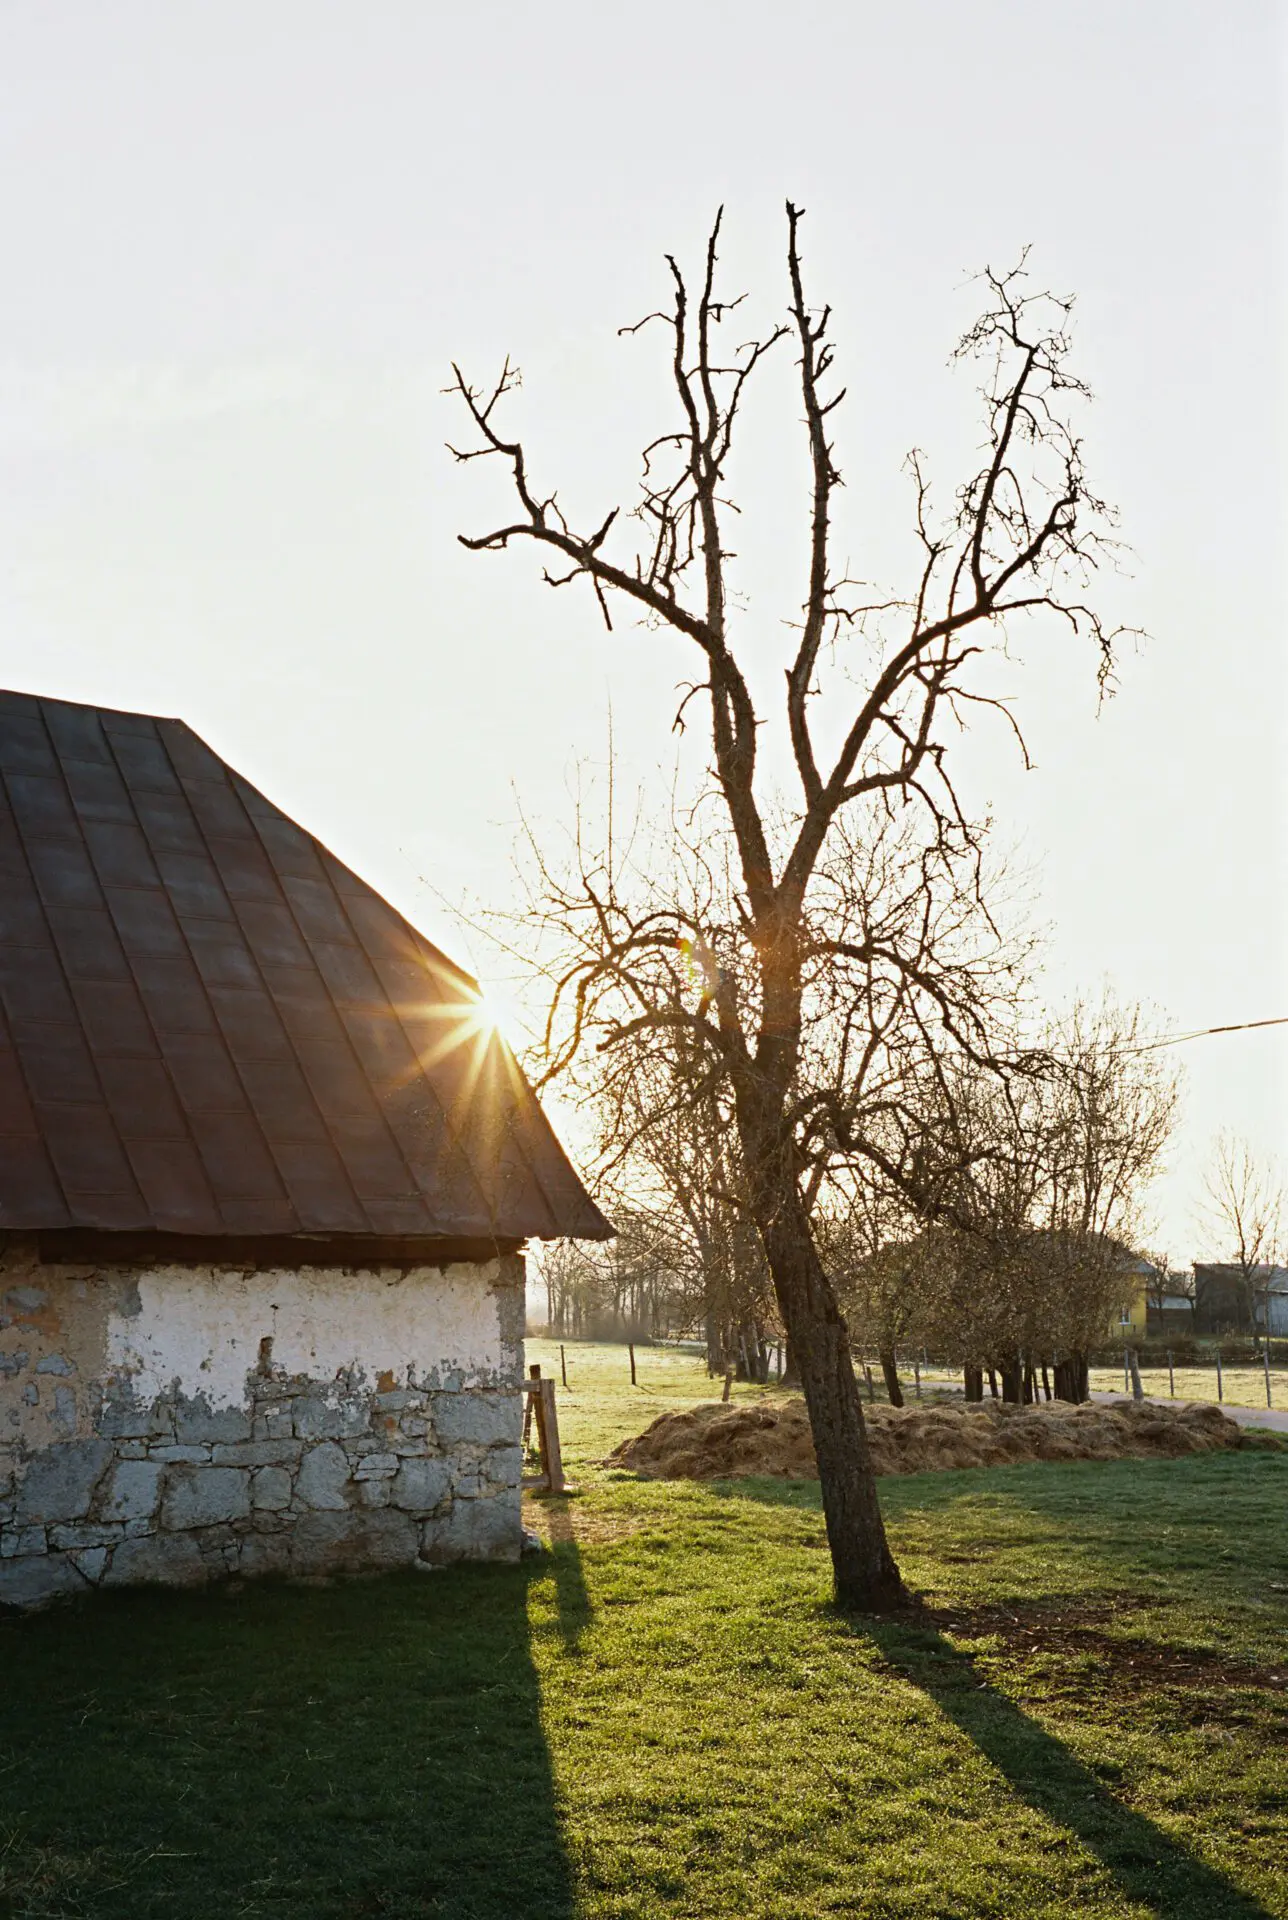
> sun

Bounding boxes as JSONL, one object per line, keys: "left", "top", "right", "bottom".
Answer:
{"left": 469, "top": 983, "right": 526, "bottom": 1051}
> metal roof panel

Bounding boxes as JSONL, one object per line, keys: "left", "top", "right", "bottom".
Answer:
{"left": 0, "top": 692, "right": 611, "bottom": 1244}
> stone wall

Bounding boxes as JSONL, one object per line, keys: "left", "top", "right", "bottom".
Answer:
{"left": 0, "top": 1246, "right": 525, "bottom": 1609}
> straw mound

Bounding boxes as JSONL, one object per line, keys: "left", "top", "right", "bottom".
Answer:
{"left": 609, "top": 1396, "right": 1265, "bottom": 1482}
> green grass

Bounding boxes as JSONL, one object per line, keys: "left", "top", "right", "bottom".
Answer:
{"left": 2, "top": 1342, "right": 1286, "bottom": 1918}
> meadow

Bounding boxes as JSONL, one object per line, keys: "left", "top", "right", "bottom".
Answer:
{"left": 1, "top": 1338, "right": 1285, "bottom": 1918}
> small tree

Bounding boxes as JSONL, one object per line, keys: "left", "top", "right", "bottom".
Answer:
{"left": 451, "top": 206, "right": 1129, "bottom": 1611}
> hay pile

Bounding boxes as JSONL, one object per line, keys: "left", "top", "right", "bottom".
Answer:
{"left": 609, "top": 1396, "right": 1264, "bottom": 1482}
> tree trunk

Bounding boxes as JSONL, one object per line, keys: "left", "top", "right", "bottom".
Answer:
{"left": 755, "top": 1188, "right": 908, "bottom": 1613}
{"left": 963, "top": 1364, "right": 984, "bottom": 1403}
{"left": 879, "top": 1347, "right": 904, "bottom": 1408}
{"left": 1052, "top": 1353, "right": 1089, "bottom": 1403}
{"left": 998, "top": 1355, "right": 1024, "bottom": 1404}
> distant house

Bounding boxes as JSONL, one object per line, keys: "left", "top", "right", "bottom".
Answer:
{"left": 1104, "top": 1257, "right": 1159, "bottom": 1342}
{"left": 1193, "top": 1264, "right": 1288, "bottom": 1338}
{"left": 0, "top": 691, "right": 610, "bottom": 1609}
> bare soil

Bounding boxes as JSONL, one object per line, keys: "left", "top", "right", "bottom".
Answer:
{"left": 609, "top": 1395, "right": 1282, "bottom": 1482}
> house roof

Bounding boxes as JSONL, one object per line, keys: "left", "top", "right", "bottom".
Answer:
{"left": 0, "top": 690, "right": 611, "bottom": 1247}
{"left": 1195, "top": 1263, "right": 1288, "bottom": 1293}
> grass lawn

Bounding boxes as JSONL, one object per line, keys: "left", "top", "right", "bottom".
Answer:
{"left": 1, "top": 1341, "right": 1285, "bottom": 1918}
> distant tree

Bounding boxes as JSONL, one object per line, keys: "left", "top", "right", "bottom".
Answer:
{"left": 453, "top": 206, "right": 1130, "bottom": 1611}
{"left": 1199, "top": 1135, "right": 1284, "bottom": 1335}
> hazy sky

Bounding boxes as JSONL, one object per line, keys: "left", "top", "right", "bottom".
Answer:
{"left": 0, "top": 2, "right": 1282, "bottom": 1255}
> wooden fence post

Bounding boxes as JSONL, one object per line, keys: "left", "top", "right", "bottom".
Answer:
{"left": 1167, "top": 1350, "right": 1175, "bottom": 1397}
{"left": 1128, "top": 1348, "right": 1144, "bottom": 1402}
{"left": 1215, "top": 1348, "right": 1223, "bottom": 1403}
{"left": 538, "top": 1377, "right": 566, "bottom": 1494}
{"left": 1264, "top": 1340, "right": 1273, "bottom": 1409}
{"left": 560, "top": 1344, "right": 568, "bottom": 1389}
{"left": 628, "top": 1342, "right": 637, "bottom": 1386}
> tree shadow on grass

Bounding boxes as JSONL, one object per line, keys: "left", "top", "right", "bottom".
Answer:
{"left": 0, "top": 1562, "right": 574, "bottom": 1920}
{"left": 711, "top": 1465, "right": 1283, "bottom": 1919}
{"left": 857, "top": 1616, "right": 1274, "bottom": 1920}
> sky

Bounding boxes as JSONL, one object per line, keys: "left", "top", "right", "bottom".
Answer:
{"left": 0, "top": 1, "right": 1282, "bottom": 1258}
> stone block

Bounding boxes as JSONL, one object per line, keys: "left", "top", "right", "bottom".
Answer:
{"left": 211, "top": 1440, "right": 303, "bottom": 1467}
{"left": 0, "top": 1350, "right": 28, "bottom": 1378}
{"left": 4, "top": 1286, "right": 47, "bottom": 1313}
{"left": 174, "top": 1401, "right": 252, "bottom": 1446}
{"left": 71, "top": 1546, "right": 109, "bottom": 1584}
{"left": 238, "top": 1532, "right": 293, "bottom": 1580}
{"left": 421, "top": 1491, "right": 521, "bottom": 1565}
{"left": 150, "top": 1445, "right": 210, "bottom": 1463}
{"left": 34, "top": 1352, "right": 74, "bottom": 1376}
{"left": 0, "top": 1551, "right": 87, "bottom": 1608}
{"left": 14, "top": 1437, "right": 112, "bottom": 1524}
{"left": 252, "top": 1467, "right": 292, "bottom": 1511}
{"left": 391, "top": 1457, "right": 451, "bottom": 1514}
{"left": 293, "top": 1396, "right": 368, "bottom": 1441}
{"left": 2, "top": 1525, "right": 47, "bottom": 1557}
{"left": 50, "top": 1522, "right": 123, "bottom": 1551}
{"left": 104, "top": 1533, "right": 207, "bottom": 1590}
{"left": 98, "top": 1403, "right": 158, "bottom": 1440}
{"left": 254, "top": 1408, "right": 295, "bottom": 1440}
{"left": 431, "top": 1391, "right": 520, "bottom": 1449}
{"left": 353, "top": 1452, "right": 398, "bottom": 1479}
{"left": 487, "top": 1446, "right": 523, "bottom": 1490}
{"left": 161, "top": 1466, "right": 251, "bottom": 1530}
{"left": 290, "top": 1508, "right": 417, "bottom": 1576}
{"left": 355, "top": 1479, "right": 391, "bottom": 1508}
{"left": 295, "top": 1441, "right": 351, "bottom": 1510}
{"left": 96, "top": 1460, "right": 164, "bottom": 1524}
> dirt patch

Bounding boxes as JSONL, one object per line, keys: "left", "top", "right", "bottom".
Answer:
{"left": 925, "top": 1596, "right": 1288, "bottom": 1696}
{"left": 609, "top": 1396, "right": 1278, "bottom": 1481}
{"left": 884, "top": 1596, "right": 1288, "bottom": 1728}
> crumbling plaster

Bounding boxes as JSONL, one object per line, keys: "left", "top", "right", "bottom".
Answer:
{"left": 0, "top": 1245, "right": 526, "bottom": 1608}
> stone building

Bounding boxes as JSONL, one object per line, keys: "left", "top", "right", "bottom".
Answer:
{"left": 0, "top": 691, "right": 610, "bottom": 1608}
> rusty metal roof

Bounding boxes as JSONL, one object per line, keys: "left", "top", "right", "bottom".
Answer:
{"left": 0, "top": 690, "right": 611, "bottom": 1246}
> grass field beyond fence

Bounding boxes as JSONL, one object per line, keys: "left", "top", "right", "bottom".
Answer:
{"left": 1, "top": 1339, "right": 1286, "bottom": 1918}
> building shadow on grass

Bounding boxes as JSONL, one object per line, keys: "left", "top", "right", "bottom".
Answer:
{"left": 858, "top": 1617, "right": 1273, "bottom": 1920}
{"left": 0, "top": 1562, "right": 575, "bottom": 1920}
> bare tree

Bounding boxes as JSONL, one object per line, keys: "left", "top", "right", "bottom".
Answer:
{"left": 450, "top": 205, "right": 1128, "bottom": 1611}
{"left": 1199, "top": 1134, "right": 1284, "bottom": 1334}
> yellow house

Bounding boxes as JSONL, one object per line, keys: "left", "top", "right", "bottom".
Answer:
{"left": 1107, "top": 1268, "right": 1152, "bottom": 1341}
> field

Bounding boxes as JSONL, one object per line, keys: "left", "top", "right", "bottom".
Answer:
{"left": 1086, "top": 1360, "right": 1284, "bottom": 1414}
{"left": 1, "top": 1339, "right": 1285, "bottom": 1919}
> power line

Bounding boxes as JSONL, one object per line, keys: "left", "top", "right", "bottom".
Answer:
{"left": 1122, "top": 1015, "right": 1288, "bottom": 1056}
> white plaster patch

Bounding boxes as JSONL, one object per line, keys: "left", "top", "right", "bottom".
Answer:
{"left": 105, "top": 1262, "right": 504, "bottom": 1409}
